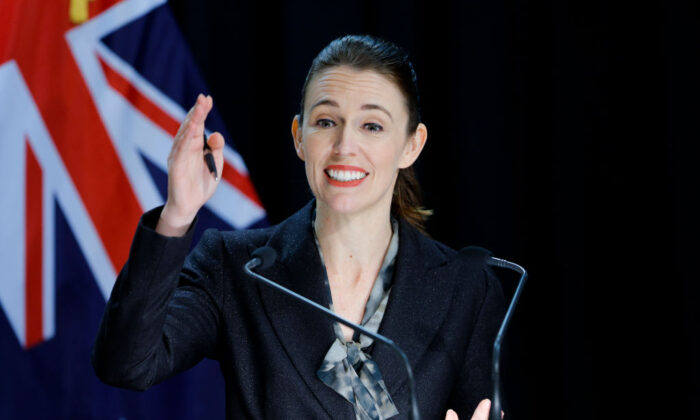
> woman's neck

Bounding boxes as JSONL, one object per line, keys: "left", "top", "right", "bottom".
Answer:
{"left": 314, "top": 202, "right": 393, "bottom": 287}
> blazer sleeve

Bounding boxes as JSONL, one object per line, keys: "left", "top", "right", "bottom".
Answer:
{"left": 91, "top": 206, "right": 224, "bottom": 391}
{"left": 447, "top": 261, "right": 506, "bottom": 417}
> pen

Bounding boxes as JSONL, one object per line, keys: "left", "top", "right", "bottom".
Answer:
{"left": 203, "top": 133, "right": 219, "bottom": 181}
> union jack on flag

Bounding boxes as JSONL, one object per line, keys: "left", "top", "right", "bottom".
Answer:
{"left": 0, "top": 0, "right": 265, "bottom": 417}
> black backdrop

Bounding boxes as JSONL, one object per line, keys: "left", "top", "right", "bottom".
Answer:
{"left": 167, "top": 1, "right": 698, "bottom": 418}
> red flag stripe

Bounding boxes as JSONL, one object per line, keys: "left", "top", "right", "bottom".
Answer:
{"left": 97, "top": 55, "right": 263, "bottom": 208}
{"left": 25, "top": 139, "right": 43, "bottom": 349}
{"left": 97, "top": 56, "right": 180, "bottom": 136}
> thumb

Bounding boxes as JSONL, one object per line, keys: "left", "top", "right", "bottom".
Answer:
{"left": 207, "top": 132, "right": 225, "bottom": 180}
{"left": 207, "top": 132, "right": 225, "bottom": 150}
{"left": 445, "top": 409, "right": 459, "bottom": 420}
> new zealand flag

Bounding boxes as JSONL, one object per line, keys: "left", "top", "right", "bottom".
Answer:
{"left": 0, "top": 0, "right": 266, "bottom": 418}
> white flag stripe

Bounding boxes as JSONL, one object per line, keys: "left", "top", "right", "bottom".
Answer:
{"left": 0, "top": 61, "right": 28, "bottom": 347}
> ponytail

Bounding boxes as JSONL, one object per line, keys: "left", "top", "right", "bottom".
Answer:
{"left": 391, "top": 167, "right": 432, "bottom": 235}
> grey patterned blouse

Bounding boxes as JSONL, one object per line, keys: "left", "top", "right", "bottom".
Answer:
{"left": 313, "top": 217, "right": 400, "bottom": 420}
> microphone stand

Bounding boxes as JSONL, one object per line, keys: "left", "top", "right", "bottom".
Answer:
{"left": 486, "top": 257, "right": 528, "bottom": 420}
{"left": 244, "top": 256, "right": 422, "bottom": 420}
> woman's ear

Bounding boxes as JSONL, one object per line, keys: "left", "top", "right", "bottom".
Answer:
{"left": 291, "top": 115, "right": 305, "bottom": 160}
{"left": 399, "top": 123, "right": 428, "bottom": 169}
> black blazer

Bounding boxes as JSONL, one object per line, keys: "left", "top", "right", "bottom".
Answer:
{"left": 92, "top": 201, "right": 505, "bottom": 419}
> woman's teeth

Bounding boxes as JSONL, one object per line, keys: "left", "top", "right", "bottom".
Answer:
{"left": 326, "top": 169, "right": 368, "bottom": 182}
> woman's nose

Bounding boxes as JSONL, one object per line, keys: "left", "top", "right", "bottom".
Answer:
{"left": 332, "top": 125, "right": 358, "bottom": 155}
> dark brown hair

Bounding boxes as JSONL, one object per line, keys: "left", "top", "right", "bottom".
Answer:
{"left": 299, "top": 35, "right": 432, "bottom": 234}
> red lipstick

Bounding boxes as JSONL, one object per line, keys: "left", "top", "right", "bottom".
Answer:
{"left": 324, "top": 165, "right": 369, "bottom": 187}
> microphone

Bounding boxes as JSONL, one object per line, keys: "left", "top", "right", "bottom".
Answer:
{"left": 250, "top": 246, "right": 277, "bottom": 269}
{"left": 486, "top": 256, "right": 528, "bottom": 420}
{"left": 244, "top": 247, "right": 422, "bottom": 420}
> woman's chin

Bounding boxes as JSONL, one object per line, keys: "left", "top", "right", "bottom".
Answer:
{"left": 316, "top": 192, "right": 392, "bottom": 218}
{"left": 317, "top": 195, "right": 370, "bottom": 216}
{"left": 319, "top": 198, "right": 358, "bottom": 214}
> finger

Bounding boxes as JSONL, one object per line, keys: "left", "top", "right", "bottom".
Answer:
{"left": 182, "top": 97, "right": 211, "bottom": 152}
{"left": 207, "top": 131, "right": 225, "bottom": 150}
{"left": 208, "top": 132, "right": 225, "bottom": 181}
{"left": 177, "top": 119, "right": 202, "bottom": 156}
{"left": 170, "top": 94, "right": 215, "bottom": 171}
{"left": 186, "top": 93, "right": 205, "bottom": 122}
{"left": 187, "top": 95, "right": 215, "bottom": 150}
{"left": 445, "top": 409, "right": 459, "bottom": 420}
{"left": 470, "top": 399, "right": 491, "bottom": 420}
{"left": 169, "top": 119, "right": 196, "bottom": 163}
{"left": 189, "top": 94, "right": 212, "bottom": 129}
{"left": 175, "top": 93, "right": 205, "bottom": 140}
{"left": 168, "top": 94, "right": 208, "bottom": 172}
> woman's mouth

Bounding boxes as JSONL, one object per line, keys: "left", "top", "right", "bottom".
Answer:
{"left": 324, "top": 165, "right": 369, "bottom": 187}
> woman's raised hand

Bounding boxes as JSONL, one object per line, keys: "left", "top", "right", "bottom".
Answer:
{"left": 156, "top": 94, "right": 225, "bottom": 236}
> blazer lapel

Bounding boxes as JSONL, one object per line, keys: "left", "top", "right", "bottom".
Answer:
{"left": 370, "top": 217, "right": 455, "bottom": 397}
{"left": 253, "top": 201, "right": 353, "bottom": 418}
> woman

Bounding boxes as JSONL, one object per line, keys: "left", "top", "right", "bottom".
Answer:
{"left": 92, "top": 35, "right": 505, "bottom": 420}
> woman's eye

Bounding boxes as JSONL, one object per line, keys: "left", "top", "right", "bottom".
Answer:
{"left": 316, "top": 119, "right": 336, "bottom": 128}
{"left": 364, "top": 123, "right": 383, "bottom": 133}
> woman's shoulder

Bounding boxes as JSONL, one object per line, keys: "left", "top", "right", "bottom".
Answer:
{"left": 207, "top": 205, "right": 308, "bottom": 260}
{"left": 217, "top": 224, "right": 276, "bottom": 243}
{"left": 399, "top": 218, "right": 495, "bottom": 271}
{"left": 400, "top": 220, "right": 499, "bottom": 297}
{"left": 212, "top": 224, "right": 278, "bottom": 258}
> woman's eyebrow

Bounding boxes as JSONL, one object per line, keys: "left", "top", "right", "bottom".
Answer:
{"left": 309, "top": 99, "right": 338, "bottom": 112}
{"left": 310, "top": 100, "right": 393, "bottom": 122}
{"left": 361, "top": 104, "right": 393, "bottom": 121}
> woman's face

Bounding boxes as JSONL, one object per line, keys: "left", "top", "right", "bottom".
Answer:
{"left": 292, "top": 65, "right": 427, "bottom": 217}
